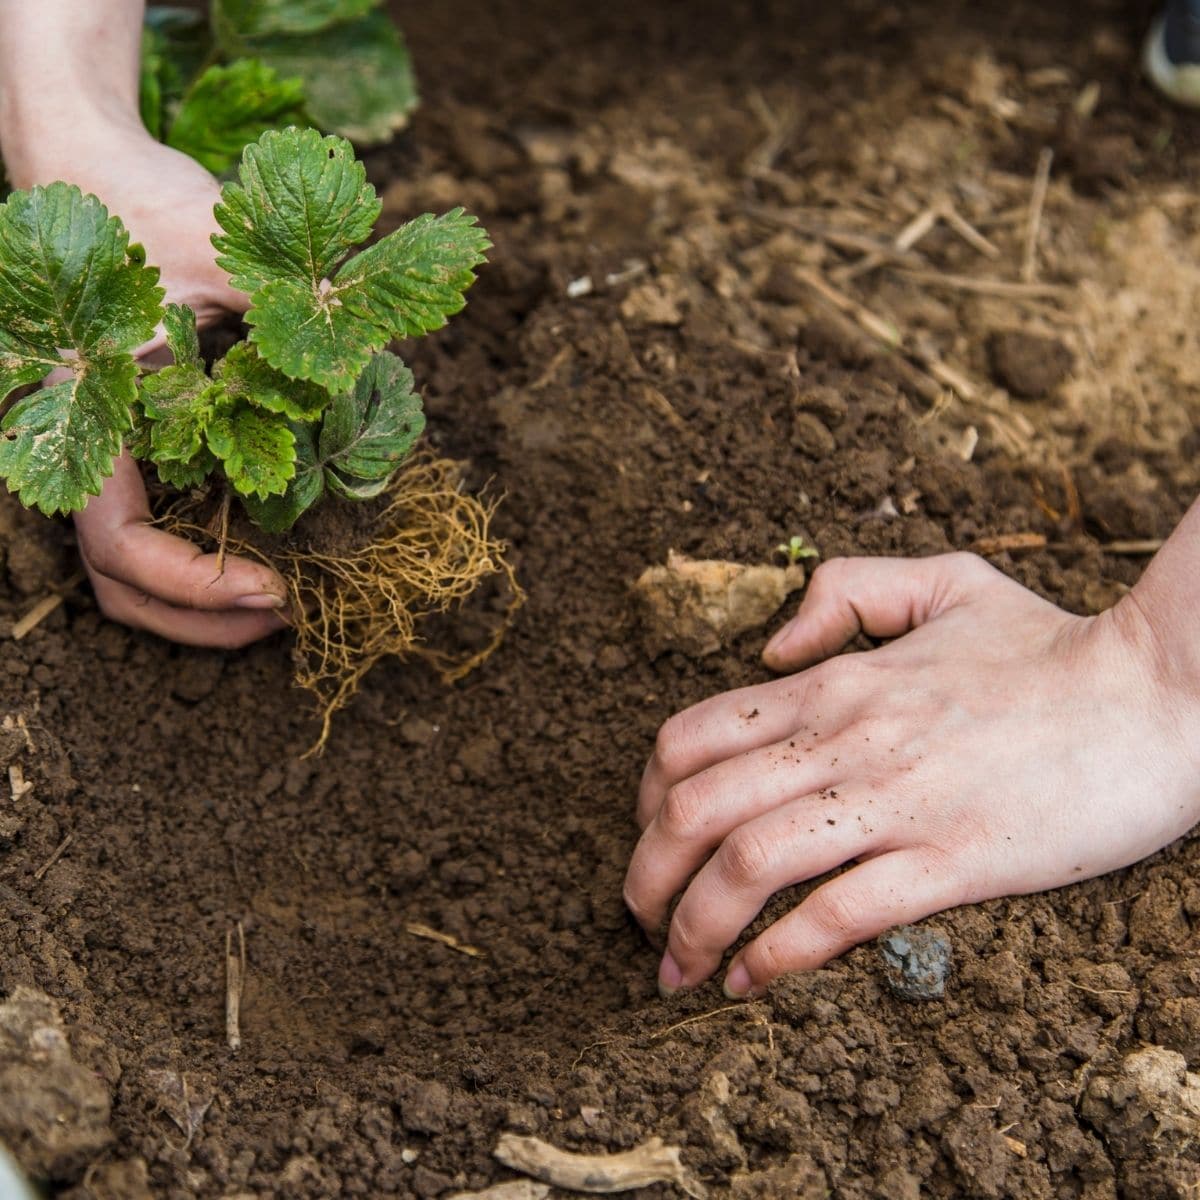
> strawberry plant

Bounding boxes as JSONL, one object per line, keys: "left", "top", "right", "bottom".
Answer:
{"left": 142, "top": 0, "right": 418, "bottom": 172}
{"left": 0, "top": 126, "right": 489, "bottom": 533}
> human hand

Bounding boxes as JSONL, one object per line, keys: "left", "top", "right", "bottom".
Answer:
{"left": 9, "top": 119, "right": 289, "bottom": 647}
{"left": 624, "top": 553, "right": 1200, "bottom": 998}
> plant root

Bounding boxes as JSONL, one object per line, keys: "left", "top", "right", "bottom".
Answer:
{"left": 160, "top": 453, "right": 522, "bottom": 752}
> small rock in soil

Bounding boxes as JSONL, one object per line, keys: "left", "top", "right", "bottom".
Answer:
{"left": 791, "top": 412, "right": 837, "bottom": 458}
{"left": 793, "top": 385, "right": 848, "bottom": 427}
{"left": 633, "top": 550, "right": 806, "bottom": 659}
{"left": 1081, "top": 1044, "right": 1200, "bottom": 1161}
{"left": 401, "top": 717, "right": 439, "bottom": 747}
{"left": 0, "top": 987, "right": 112, "bottom": 1180}
{"left": 877, "top": 925, "right": 953, "bottom": 1001}
{"left": 987, "top": 330, "right": 1074, "bottom": 398}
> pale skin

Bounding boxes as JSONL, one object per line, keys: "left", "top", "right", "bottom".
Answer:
{"left": 4, "top": 5, "right": 1199, "bottom": 998}
{"left": 625, "top": 513, "right": 1200, "bottom": 998}
{"left": 0, "top": 0, "right": 288, "bottom": 647}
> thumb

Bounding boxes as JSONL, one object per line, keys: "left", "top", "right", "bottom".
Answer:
{"left": 75, "top": 453, "right": 288, "bottom": 610}
{"left": 763, "top": 552, "right": 992, "bottom": 671}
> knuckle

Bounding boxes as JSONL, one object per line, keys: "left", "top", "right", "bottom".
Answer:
{"left": 621, "top": 879, "right": 649, "bottom": 925}
{"left": 82, "top": 539, "right": 121, "bottom": 583}
{"left": 717, "top": 828, "right": 771, "bottom": 890}
{"left": 745, "top": 935, "right": 789, "bottom": 983}
{"left": 947, "top": 550, "right": 992, "bottom": 584}
{"left": 806, "top": 884, "right": 869, "bottom": 941}
{"left": 654, "top": 714, "right": 693, "bottom": 777}
{"left": 808, "top": 557, "right": 849, "bottom": 597}
{"left": 658, "top": 778, "right": 709, "bottom": 842}
{"left": 669, "top": 910, "right": 706, "bottom": 959}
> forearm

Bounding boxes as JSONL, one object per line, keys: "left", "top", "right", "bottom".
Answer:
{"left": 0, "top": 1, "right": 145, "bottom": 185}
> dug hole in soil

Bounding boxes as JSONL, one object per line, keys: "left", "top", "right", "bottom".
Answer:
{"left": 3, "top": 0, "right": 1200, "bottom": 1196}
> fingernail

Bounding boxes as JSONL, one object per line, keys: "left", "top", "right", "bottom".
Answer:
{"left": 235, "top": 593, "right": 287, "bottom": 610}
{"left": 658, "top": 951, "right": 684, "bottom": 998}
{"left": 763, "top": 619, "right": 797, "bottom": 661}
{"left": 723, "top": 961, "right": 753, "bottom": 999}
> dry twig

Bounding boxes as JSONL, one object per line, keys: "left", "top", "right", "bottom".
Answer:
{"left": 448, "top": 1184, "right": 550, "bottom": 1200}
{"left": 1022, "top": 148, "right": 1054, "bottom": 283}
{"left": 405, "top": 922, "right": 486, "bottom": 959}
{"left": 226, "top": 922, "right": 245, "bottom": 1052}
{"left": 33, "top": 833, "right": 73, "bottom": 881}
{"left": 494, "top": 1134, "right": 706, "bottom": 1198}
{"left": 10, "top": 571, "right": 85, "bottom": 641}
{"left": 895, "top": 268, "right": 1070, "bottom": 300}
{"left": 969, "top": 532, "right": 1048, "bottom": 555}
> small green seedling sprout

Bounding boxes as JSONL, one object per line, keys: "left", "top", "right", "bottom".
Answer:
{"left": 775, "top": 535, "right": 819, "bottom": 565}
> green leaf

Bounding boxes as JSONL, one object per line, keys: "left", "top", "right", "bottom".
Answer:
{"left": 206, "top": 402, "right": 296, "bottom": 498}
{"left": 336, "top": 209, "right": 490, "bottom": 339}
{"left": 0, "top": 184, "right": 163, "bottom": 514}
{"left": 140, "top": 362, "right": 222, "bottom": 467}
{"left": 215, "top": 340, "right": 331, "bottom": 421}
{"left": 0, "top": 360, "right": 136, "bottom": 515}
{"left": 240, "top": 352, "right": 422, "bottom": 530}
{"left": 127, "top": 403, "right": 154, "bottom": 460}
{"left": 242, "top": 277, "right": 385, "bottom": 391}
{"left": 166, "top": 60, "right": 307, "bottom": 176}
{"left": 213, "top": 126, "right": 379, "bottom": 295}
{"left": 247, "top": 11, "right": 418, "bottom": 143}
{"left": 319, "top": 351, "right": 423, "bottom": 491}
{"left": 163, "top": 303, "right": 201, "bottom": 369}
{"left": 213, "top": 0, "right": 380, "bottom": 39}
{"left": 242, "top": 422, "right": 323, "bottom": 530}
{"left": 141, "top": 7, "right": 213, "bottom": 136}
{"left": 157, "top": 448, "right": 220, "bottom": 490}
{"left": 213, "top": 129, "right": 488, "bottom": 391}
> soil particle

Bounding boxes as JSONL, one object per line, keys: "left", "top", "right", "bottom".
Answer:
{"left": 987, "top": 330, "right": 1075, "bottom": 399}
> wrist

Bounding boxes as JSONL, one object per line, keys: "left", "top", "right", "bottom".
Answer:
{"left": 1, "top": 103, "right": 147, "bottom": 190}
{"left": 1103, "top": 587, "right": 1200, "bottom": 778}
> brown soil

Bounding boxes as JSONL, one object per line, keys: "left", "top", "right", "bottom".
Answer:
{"left": 3, "top": 0, "right": 1200, "bottom": 1197}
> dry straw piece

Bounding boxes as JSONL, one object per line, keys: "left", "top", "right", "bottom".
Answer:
{"left": 162, "top": 453, "right": 522, "bottom": 752}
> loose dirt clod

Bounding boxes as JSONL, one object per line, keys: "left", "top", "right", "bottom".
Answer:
{"left": 0, "top": 987, "right": 112, "bottom": 1180}
{"left": 1081, "top": 1045, "right": 1200, "bottom": 1160}
{"left": 877, "top": 925, "right": 953, "bottom": 1000}
{"left": 494, "top": 1133, "right": 707, "bottom": 1197}
{"left": 633, "top": 550, "right": 805, "bottom": 658}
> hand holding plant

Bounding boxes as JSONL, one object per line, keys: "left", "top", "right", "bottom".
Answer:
{"left": 2, "top": 53, "right": 290, "bottom": 645}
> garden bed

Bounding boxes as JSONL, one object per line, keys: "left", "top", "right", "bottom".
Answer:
{"left": 3, "top": 0, "right": 1200, "bottom": 1196}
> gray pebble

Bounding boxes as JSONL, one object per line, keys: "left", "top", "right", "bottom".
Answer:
{"left": 877, "top": 924, "right": 953, "bottom": 1001}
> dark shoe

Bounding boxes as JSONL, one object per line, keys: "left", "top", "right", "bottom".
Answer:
{"left": 1144, "top": 0, "right": 1200, "bottom": 106}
